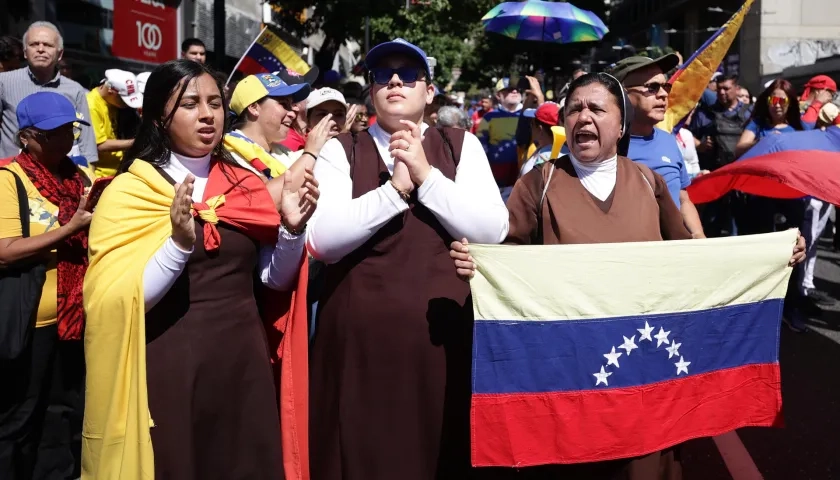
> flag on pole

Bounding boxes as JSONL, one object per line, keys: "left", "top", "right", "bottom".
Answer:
{"left": 658, "top": 0, "right": 755, "bottom": 133}
{"left": 468, "top": 230, "right": 794, "bottom": 467}
{"left": 228, "top": 27, "right": 310, "bottom": 84}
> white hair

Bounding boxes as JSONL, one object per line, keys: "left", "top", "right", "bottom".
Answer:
{"left": 436, "top": 106, "right": 470, "bottom": 130}
{"left": 23, "top": 21, "right": 63, "bottom": 50}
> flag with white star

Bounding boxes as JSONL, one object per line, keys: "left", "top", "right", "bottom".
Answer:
{"left": 467, "top": 230, "right": 796, "bottom": 467}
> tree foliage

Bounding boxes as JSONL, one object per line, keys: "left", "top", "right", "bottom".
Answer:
{"left": 271, "top": 0, "right": 613, "bottom": 90}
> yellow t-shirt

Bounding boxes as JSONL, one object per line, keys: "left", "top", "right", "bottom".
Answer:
{"left": 0, "top": 164, "right": 60, "bottom": 328}
{"left": 87, "top": 88, "right": 122, "bottom": 178}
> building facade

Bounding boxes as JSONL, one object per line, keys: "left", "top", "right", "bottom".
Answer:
{"left": 0, "top": 0, "right": 271, "bottom": 87}
{"left": 608, "top": 0, "right": 840, "bottom": 92}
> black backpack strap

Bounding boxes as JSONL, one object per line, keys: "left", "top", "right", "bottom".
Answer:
{"left": 0, "top": 167, "right": 30, "bottom": 238}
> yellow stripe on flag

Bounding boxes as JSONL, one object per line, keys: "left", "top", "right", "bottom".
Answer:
{"left": 658, "top": 0, "right": 755, "bottom": 133}
{"left": 257, "top": 29, "right": 310, "bottom": 75}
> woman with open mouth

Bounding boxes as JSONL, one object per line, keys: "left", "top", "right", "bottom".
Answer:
{"left": 450, "top": 72, "right": 805, "bottom": 479}
{"left": 82, "top": 60, "right": 317, "bottom": 480}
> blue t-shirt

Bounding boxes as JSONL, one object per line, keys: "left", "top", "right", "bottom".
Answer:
{"left": 628, "top": 128, "right": 691, "bottom": 209}
{"left": 745, "top": 120, "right": 796, "bottom": 141}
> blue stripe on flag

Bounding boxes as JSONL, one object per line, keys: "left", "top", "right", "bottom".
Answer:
{"left": 246, "top": 43, "right": 286, "bottom": 73}
{"left": 473, "top": 299, "right": 782, "bottom": 394}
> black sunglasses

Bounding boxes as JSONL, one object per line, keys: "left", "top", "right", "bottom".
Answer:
{"left": 628, "top": 81, "right": 673, "bottom": 95}
{"left": 369, "top": 67, "right": 425, "bottom": 85}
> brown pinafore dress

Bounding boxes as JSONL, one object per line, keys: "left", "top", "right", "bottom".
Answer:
{"left": 309, "top": 127, "right": 474, "bottom": 480}
{"left": 145, "top": 169, "right": 282, "bottom": 480}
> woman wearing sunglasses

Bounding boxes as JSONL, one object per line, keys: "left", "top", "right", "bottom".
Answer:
{"left": 732, "top": 79, "right": 806, "bottom": 235}
{"left": 735, "top": 78, "right": 804, "bottom": 159}
{"left": 306, "top": 38, "right": 508, "bottom": 480}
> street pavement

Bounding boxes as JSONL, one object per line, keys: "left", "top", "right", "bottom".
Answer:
{"left": 682, "top": 234, "right": 840, "bottom": 480}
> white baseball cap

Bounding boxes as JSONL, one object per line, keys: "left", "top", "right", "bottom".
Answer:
{"left": 306, "top": 87, "right": 347, "bottom": 111}
{"left": 136, "top": 72, "right": 152, "bottom": 95}
{"left": 105, "top": 69, "right": 143, "bottom": 109}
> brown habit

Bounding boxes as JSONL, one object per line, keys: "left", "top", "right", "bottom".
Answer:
{"left": 310, "top": 127, "right": 474, "bottom": 480}
{"left": 477, "top": 155, "right": 690, "bottom": 480}
{"left": 145, "top": 219, "right": 283, "bottom": 480}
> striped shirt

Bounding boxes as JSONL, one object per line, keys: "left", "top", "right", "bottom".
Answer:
{"left": 0, "top": 67, "right": 98, "bottom": 163}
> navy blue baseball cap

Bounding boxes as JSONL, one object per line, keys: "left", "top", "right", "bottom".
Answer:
{"left": 17, "top": 92, "right": 89, "bottom": 130}
{"left": 365, "top": 38, "right": 431, "bottom": 80}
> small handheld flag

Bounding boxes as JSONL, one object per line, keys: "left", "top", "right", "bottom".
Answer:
{"left": 228, "top": 27, "right": 311, "bottom": 85}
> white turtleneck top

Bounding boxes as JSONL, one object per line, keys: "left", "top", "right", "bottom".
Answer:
{"left": 142, "top": 152, "right": 305, "bottom": 310}
{"left": 568, "top": 152, "right": 618, "bottom": 202}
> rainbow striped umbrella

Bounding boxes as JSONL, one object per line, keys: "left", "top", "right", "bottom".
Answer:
{"left": 482, "top": 0, "right": 609, "bottom": 43}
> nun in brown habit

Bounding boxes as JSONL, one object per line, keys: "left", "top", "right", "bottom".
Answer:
{"left": 450, "top": 72, "right": 806, "bottom": 479}
{"left": 305, "top": 38, "right": 509, "bottom": 480}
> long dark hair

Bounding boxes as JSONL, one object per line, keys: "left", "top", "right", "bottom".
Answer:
{"left": 564, "top": 72, "right": 633, "bottom": 156}
{"left": 749, "top": 78, "right": 804, "bottom": 131}
{"left": 120, "top": 60, "right": 237, "bottom": 172}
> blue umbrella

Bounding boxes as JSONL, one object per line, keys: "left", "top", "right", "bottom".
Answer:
{"left": 482, "top": 0, "right": 609, "bottom": 44}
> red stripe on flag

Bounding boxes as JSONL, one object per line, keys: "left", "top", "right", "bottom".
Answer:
{"left": 686, "top": 150, "right": 840, "bottom": 205}
{"left": 238, "top": 56, "right": 269, "bottom": 76}
{"left": 471, "top": 363, "right": 782, "bottom": 467}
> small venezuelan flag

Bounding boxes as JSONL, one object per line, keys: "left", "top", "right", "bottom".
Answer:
{"left": 659, "top": 0, "right": 755, "bottom": 133}
{"left": 228, "top": 27, "right": 310, "bottom": 84}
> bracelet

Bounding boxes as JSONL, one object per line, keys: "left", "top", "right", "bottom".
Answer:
{"left": 389, "top": 179, "right": 411, "bottom": 202}
{"left": 281, "top": 220, "right": 306, "bottom": 236}
{"left": 302, "top": 151, "right": 318, "bottom": 161}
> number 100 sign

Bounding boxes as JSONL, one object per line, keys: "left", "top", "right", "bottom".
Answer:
{"left": 112, "top": 0, "right": 177, "bottom": 63}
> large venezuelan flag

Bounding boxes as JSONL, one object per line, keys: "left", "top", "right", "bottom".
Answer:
{"left": 687, "top": 126, "right": 840, "bottom": 205}
{"left": 228, "top": 27, "right": 310, "bottom": 84}
{"left": 658, "top": 0, "right": 754, "bottom": 133}
{"left": 468, "top": 231, "right": 796, "bottom": 467}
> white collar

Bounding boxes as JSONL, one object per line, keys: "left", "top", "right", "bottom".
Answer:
{"left": 167, "top": 151, "right": 212, "bottom": 178}
{"left": 568, "top": 152, "right": 618, "bottom": 202}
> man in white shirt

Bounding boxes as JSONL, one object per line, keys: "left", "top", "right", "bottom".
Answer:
{"left": 306, "top": 38, "right": 508, "bottom": 480}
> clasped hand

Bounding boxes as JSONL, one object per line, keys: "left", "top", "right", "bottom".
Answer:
{"left": 388, "top": 119, "right": 431, "bottom": 193}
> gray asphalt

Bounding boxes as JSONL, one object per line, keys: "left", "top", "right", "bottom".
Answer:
{"left": 683, "top": 234, "right": 840, "bottom": 480}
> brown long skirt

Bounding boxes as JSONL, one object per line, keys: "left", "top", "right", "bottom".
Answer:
{"left": 145, "top": 222, "right": 282, "bottom": 480}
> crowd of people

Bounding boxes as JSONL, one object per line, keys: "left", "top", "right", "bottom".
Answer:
{"left": 0, "top": 18, "right": 830, "bottom": 480}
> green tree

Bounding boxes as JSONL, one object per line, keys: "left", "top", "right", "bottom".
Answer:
{"left": 271, "top": 0, "right": 613, "bottom": 90}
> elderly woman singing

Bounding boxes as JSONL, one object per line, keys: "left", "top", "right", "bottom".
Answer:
{"left": 451, "top": 72, "right": 806, "bottom": 480}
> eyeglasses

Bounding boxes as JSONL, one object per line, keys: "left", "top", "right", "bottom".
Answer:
{"left": 628, "top": 82, "right": 673, "bottom": 95}
{"left": 767, "top": 96, "right": 789, "bottom": 108}
{"left": 369, "top": 67, "right": 425, "bottom": 85}
{"left": 355, "top": 112, "right": 369, "bottom": 122}
{"left": 29, "top": 125, "right": 74, "bottom": 143}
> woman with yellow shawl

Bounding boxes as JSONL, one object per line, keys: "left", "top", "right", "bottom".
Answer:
{"left": 82, "top": 60, "right": 315, "bottom": 480}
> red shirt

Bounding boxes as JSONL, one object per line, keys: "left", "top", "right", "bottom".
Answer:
{"left": 470, "top": 109, "right": 489, "bottom": 134}
{"left": 280, "top": 129, "right": 306, "bottom": 151}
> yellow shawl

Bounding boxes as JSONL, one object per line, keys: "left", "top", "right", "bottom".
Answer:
{"left": 83, "top": 160, "right": 311, "bottom": 480}
{"left": 82, "top": 161, "right": 170, "bottom": 479}
{"left": 223, "top": 133, "right": 289, "bottom": 179}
